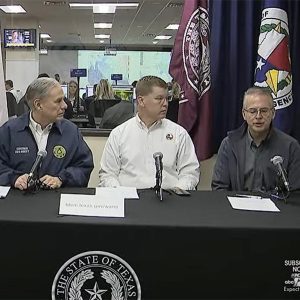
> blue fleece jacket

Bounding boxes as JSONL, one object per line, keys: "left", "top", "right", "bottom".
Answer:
{"left": 0, "top": 113, "right": 94, "bottom": 187}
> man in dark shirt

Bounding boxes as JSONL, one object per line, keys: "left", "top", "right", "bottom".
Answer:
{"left": 212, "top": 86, "right": 300, "bottom": 192}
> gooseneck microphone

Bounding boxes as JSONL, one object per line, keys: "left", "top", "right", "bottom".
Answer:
{"left": 270, "top": 155, "right": 290, "bottom": 192}
{"left": 153, "top": 152, "right": 163, "bottom": 201}
{"left": 28, "top": 150, "right": 47, "bottom": 179}
{"left": 153, "top": 152, "right": 163, "bottom": 174}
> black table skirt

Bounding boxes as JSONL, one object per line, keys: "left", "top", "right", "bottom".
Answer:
{"left": 0, "top": 188, "right": 299, "bottom": 299}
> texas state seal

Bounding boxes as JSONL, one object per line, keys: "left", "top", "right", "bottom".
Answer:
{"left": 52, "top": 251, "right": 141, "bottom": 300}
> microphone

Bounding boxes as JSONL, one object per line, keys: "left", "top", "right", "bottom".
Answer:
{"left": 153, "top": 152, "right": 163, "bottom": 201}
{"left": 270, "top": 155, "right": 290, "bottom": 192}
{"left": 28, "top": 150, "right": 47, "bottom": 178}
{"left": 153, "top": 152, "right": 163, "bottom": 174}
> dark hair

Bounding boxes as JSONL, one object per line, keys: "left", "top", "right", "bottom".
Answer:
{"left": 5, "top": 80, "right": 13, "bottom": 88}
{"left": 37, "top": 73, "right": 50, "bottom": 78}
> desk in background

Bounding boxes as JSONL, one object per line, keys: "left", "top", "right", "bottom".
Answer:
{"left": 0, "top": 189, "right": 299, "bottom": 299}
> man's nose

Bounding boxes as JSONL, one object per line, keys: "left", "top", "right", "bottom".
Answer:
{"left": 255, "top": 110, "right": 263, "bottom": 118}
{"left": 61, "top": 101, "right": 67, "bottom": 110}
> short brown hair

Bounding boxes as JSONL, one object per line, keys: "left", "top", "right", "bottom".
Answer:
{"left": 136, "top": 76, "right": 167, "bottom": 97}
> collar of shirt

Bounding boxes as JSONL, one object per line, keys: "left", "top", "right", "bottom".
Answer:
{"left": 135, "top": 113, "right": 162, "bottom": 131}
{"left": 29, "top": 112, "right": 53, "bottom": 134}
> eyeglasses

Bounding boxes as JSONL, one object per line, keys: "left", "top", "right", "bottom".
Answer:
{"left": 243, "top": 107, "right": 274, "bottom": 118}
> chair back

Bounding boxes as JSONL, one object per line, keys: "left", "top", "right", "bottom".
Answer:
{"left": 89, "top": 99, "right": 121, "bottom": 117}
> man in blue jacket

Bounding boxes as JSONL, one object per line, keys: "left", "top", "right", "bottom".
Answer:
{"left": 0, "top": 78, "right": 94, "bottom": 190}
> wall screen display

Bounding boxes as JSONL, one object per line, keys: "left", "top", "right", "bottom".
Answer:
{"left": 78, "top": 50, "right": 172, "bottom": 86}
{"left": 4, "top": 29, "right": 36, "bottom": 48}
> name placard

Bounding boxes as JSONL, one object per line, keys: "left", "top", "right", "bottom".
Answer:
{"left": 59, "top": 192, "right": 124, "bottom": 218}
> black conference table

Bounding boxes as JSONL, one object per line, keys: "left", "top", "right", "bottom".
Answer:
{"left": 0, "top": 188, "right": 300, "bottom": 299}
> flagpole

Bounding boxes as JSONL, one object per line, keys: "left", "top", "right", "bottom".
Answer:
{"left": 0, "top": 33, "right": 8, "bottom": 127}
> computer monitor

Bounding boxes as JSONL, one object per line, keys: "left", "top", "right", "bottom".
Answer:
{"left": 61, "top": 84, "right": 68, "bottom": 98}
{"left": 86, "top": 86, "right": 94, "bottom": 97}
{"left": 112, "top": 85, "right": 133, "bottom": 101}
{"left": 114, "top": 90, "right": 133, "bottom": 101}
{"left": 79, "top": 88, "right": 86, "bottom": 99}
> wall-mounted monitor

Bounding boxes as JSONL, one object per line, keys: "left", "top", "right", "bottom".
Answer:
{"left": 79, "top": 87, "right": 86, "bottom": 99}
{"left": 86, "top": 86, "right": 94, "bottom": 97}
{"left": 61, "top": 84, "right": 68, "bottom": 98}
{"left": 4, "top": 29, "right": 36, "bottom": 48}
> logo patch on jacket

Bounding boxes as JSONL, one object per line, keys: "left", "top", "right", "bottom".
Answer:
{"left": 53, "top": 145, "right": 66, "bottom": 158}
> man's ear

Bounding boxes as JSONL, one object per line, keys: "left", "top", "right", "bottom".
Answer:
{"left": 137, "top": 96, "right": 144, "bottom": 107}
{"left": 242, "top": 109, "right": 246, "bottom": 121}
{"left": 33, "top": 98, "right": 42, "bottom": 110}
{"left": 272, "top": 109, "right": 276, "bottom": 119}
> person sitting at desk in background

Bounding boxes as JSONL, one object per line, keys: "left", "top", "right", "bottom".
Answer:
{"left": 96, "top": 79, "right": 118, "bottom": 101}
{"left": 88, "top": 79, "right": 121, "bottom": 121}
{"left": 0, "top": 78, "right": 94, "bottom": 190}
{"left": 99, "top": 75, "right": 200, "bottom": 190}
{"left": 211, "top": 86, "right": 300, "bottom": 192}
{"left": 99, "top": 99, "right": 134, "bottom": 129}
{"left": 68, "top": 80, "right": 84, "bottom": 114}
{"left": 84, "top": 83, "right": 97, "bottom": 111}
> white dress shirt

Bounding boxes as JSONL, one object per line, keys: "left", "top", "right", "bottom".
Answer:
{"left": 99, "top": 115, "right": 200, "bottom": 190}
{"left": 29, "top": 113, "right": 52, "bottom": 152}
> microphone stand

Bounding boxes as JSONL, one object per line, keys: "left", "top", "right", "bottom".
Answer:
{"left": 26, "top": 175, "right": 40, "bottom": 194}
{"left": 154, "top": 170, "right": 163, "bottom": 201}
{"left": 275, "top": 174, "right": 290, "bottom": 204}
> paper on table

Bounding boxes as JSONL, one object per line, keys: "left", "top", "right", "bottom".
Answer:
{"left": 0, "top": 186, "right": 10, "bottom": 198}
{"left": 96, "top": 186, "right": 139, "bottom": 199}
{"left": 59, "top": 189, "right": 124, "bottom": 217}
{"left": 227, "top": 196, "right": 280, "bottom": 212}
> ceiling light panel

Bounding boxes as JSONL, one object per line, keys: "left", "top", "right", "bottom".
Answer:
{"left": 0, "top": 5, "right": 26, "bottom": 13}
{"left": 93, "top": 5, "right": 116, "bottom": 14}
{"left": 94, "top": 23, "right": 112, "bottom": 29}
{"left": 166, "top": 24, "right": 179, "bottom": 30}
{"left": 95, "top": 34, "right": 110, "bottom": 39}
{"left": 40, "top": 33, "right": 51, "bottom": 39}
{"left": 154, "top": 35, "right": 172, "bottom": 40}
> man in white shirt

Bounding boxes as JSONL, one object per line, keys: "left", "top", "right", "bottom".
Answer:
{"left": 99, "top": 75, "right": 200, "bottom": 190}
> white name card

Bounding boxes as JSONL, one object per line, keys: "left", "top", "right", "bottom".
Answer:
{"left": 59, "top": 192, "right": 124, "bottom": 218}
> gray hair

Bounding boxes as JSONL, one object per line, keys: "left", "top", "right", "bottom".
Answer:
{"left": 243, "top": 86, "right": 274, "bottom": 108}
{"left": 26, "top": 78, "right": 59, "bottom": 109}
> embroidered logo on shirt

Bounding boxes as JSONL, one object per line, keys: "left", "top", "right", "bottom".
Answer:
{"left": 166, "top": 133, "right": 174, "bottom": 140}
{"left": 14, "top": 146, "right": 29, "bottom": 154}
{"left": 53, "top": 145, "right": 66, "bottom": 159}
